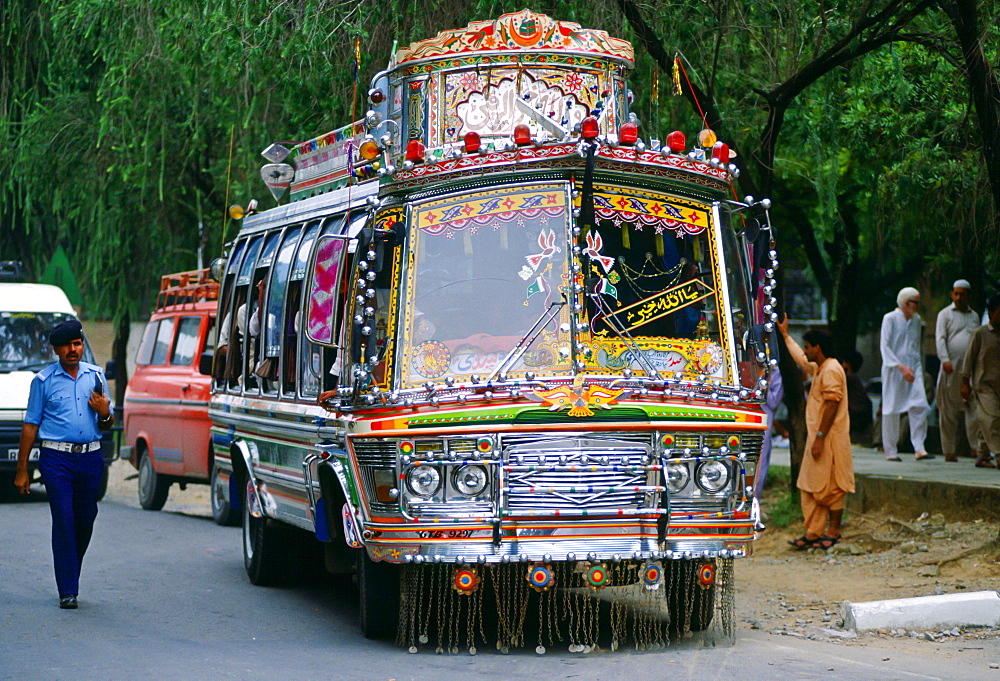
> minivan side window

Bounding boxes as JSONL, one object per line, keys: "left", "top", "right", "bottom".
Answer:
{"left": 170, "top": 316, "right": 202, "bottom": 366}
{"left": 150, "top": 317, "right": 175, "bottom": 365}
{"left": 135, "top": 320, "right": 159, "bottom": 366}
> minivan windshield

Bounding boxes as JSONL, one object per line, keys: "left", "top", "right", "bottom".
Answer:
{"left": 0, "top": 312, "right": 95, "bottom": 371}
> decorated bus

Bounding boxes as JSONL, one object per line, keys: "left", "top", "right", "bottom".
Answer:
{"left": 210, "top": 10, "right": 779, "bottom": 652}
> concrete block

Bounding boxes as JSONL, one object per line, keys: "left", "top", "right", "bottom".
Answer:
{"left": 842, "top": 590, "right": 1000, "bottom": 632}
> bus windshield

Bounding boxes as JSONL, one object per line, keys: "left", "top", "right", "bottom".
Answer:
{"left": 394, "top": 183, "right": 740, "bottom": 388}
{"left": 397, "top": 184, "right": 573, "bottom": 387}
{"left": 580, "top": 186, "right": 735, "bottom": 382}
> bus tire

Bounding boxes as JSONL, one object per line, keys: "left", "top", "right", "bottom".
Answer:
{"left": 137, "top": 448, "right": 170, "bottom": 511}
{"left": 210, "top": 462, "right": 238, "bottom": 526}
{"left": 666, "top": 560, "right": 715, "bottom": 637}
{"left": 242, "top": 481, "right": 287, "bottom": 586}
{"left": 357, "top": 549, "right": 400, "bottom": 639}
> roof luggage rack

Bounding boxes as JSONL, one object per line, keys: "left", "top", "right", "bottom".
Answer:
{"left": 156, "top": 268, "right": 218, "bottom": 310}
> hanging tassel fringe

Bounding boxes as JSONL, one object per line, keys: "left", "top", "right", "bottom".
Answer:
{"left": 396, "top": 559, "right": 735, "bottom": 653}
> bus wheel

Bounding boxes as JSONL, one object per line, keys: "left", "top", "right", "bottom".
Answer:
{"left": 210, "top": 463, "right": 238, "bottom": 526}
{"left": 356, "top": 549, "right": 400, "bottom": 639}
{"left": 665, "top": 560, "right": 716, "bottom": 637}
{"left": 137, "top": 449, "right": 170, "bottom": 511}
{"left": 242, "top": 481, "right": 287, "bottom": 586}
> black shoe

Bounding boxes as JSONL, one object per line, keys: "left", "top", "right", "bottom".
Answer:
{"left": 59, "top": 595, "right": 78, "bottom": 609}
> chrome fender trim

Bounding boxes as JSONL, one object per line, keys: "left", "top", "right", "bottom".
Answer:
{"left": 232, "top": 439, "right": 274, "bottom": 518}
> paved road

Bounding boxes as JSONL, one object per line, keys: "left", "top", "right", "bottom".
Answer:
{"left": 1, "top": 492, "right": 995, "bottom": 680}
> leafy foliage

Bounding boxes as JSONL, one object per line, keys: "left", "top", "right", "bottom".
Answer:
{"left": 1, "top": 0, "right": 997, "bottom": 333}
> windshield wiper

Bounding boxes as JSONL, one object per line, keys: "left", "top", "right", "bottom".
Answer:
{"left": 486, "top": 299, "right": 565, "bottom": 383}
{"left": 587, "top": 293, "right": 662, "bottom": 380}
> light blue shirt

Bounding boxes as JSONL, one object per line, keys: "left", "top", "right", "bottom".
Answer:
{"left": 25, "top": 361, "right": 109, "bottom": 444}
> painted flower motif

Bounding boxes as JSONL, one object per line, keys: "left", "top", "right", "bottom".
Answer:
{"left": 457, "top": 72, "right": 482, "bottom": 92}
{"left": 563, "top": 72, "right": 583, "bottom": 90}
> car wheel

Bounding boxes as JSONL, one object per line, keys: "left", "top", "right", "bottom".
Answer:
{"left": 210, "top": 463, "right": 238, "bottom": 526}
{"left": 137, "top": 449, "right": 170, "bottom": 511}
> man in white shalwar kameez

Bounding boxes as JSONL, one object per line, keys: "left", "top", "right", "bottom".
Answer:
{"left": 881, "top": 287, "right": 932, "bottom": 461}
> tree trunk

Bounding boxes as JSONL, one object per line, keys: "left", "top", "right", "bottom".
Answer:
{"left": 112, "top": 310, "right": 130, "bottom": 407}
{"left": 941, "top": 0, "right": 1000, "bottom": 231}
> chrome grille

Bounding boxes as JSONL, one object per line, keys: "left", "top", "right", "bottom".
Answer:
{"left": 672, "top": 434, "right": 700, "bottom": 449}
{"left": 741, "top": 433, "right": 764, "bottom": 458}
{"left": 351, "top": 438, "right": 397, "bottom": 514}
{"left": 502, "top": 435, "right": 655, "bottom": 511}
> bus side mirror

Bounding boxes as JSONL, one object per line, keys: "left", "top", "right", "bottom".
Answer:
{"left": 304, "top": 234, "right": 352, "bottom": 346}
{"left": 104, "top": 359, "right": 117, "bottom": 376}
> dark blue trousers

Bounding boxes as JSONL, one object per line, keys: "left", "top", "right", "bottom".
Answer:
{"left": 38, "top": 447, "right": 103, "bottom": 597}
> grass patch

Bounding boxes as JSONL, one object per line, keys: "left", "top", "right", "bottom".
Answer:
{"left": 760, "top": 465, "right": 800, "bottom": 528}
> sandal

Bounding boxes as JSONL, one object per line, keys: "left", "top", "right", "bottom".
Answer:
{"left": 787, "top": 535, "right": 817, "bottom": 550}
{"left": 815, "top": 535, "right": 840, "bottom": 549}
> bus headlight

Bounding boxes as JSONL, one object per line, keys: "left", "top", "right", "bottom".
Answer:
{"left": 405, "top": 466, "right": 441, "bottom": 497}
{"left": 453, "top": 465, "right": 489, "bottom": 497}
{"left": 665, "top": 463, "right": 690, "bottom": 493}
{"left": 696, "top": 461, "right": 730, "bottom": 492}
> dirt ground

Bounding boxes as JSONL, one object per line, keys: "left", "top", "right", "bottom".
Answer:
{"left": 737, "top": 481, "right": 1000, "bottom": 664}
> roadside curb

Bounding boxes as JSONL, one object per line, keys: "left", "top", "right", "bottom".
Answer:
{"left": 852, "top": 474, "right": 1000, "bottom": 521}
{"left": 843, "top": 591, "right": 1000, "bottom": 632}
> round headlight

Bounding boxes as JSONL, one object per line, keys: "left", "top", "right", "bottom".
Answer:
{"left": 696, "top": 461, "right": 730, "bottom": 492}
{"left": 665, "top": 463, "right": 690, "bottom": 493}
{"left": 453, "top": 465, "right": 489, "bottom": 496}
{"left": 405, "top": 466, "right": 441, "bottom": 497}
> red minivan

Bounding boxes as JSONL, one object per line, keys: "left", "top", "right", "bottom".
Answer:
{"left": 121, "top": 269, "right": 234, "bottom": 524}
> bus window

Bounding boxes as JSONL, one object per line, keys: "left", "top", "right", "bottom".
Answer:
{"left": 213, "top": 239, "right": 247, "bottom": 386}
{"left": 259, "top": 224, "right": 303, "bottom": 394}
{"left": 284, "top": 221, "right": 320, "bottom": 397}
{"left": 239, "top": 232, "right": 279, "bottom": 392}
{"left": 301, "top": 215, "right": 349, "bottom": 398}
{"left": 221, "top": 235, "right": 263, "bottom": 390}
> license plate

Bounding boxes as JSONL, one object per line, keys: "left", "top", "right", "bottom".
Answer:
{"left": 5, "top": 447, "right": 39, "bottom": 461}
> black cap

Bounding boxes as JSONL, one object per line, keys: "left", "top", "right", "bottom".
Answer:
{"left": 49, "top": 319, "right": 84, "bottom": 346}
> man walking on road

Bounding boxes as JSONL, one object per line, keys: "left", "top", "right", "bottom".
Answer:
{"left": 961, "top": 295, "right": 1000, "bottom": 469}
{"left": 14, "top": 319, "right": 114, "bottom": 609}
{"left": 935, "top": 279, "right": 986, "bottom": 465}
{"left": 778, "top": 319, "right": 854, "bottom": 550}
{"left": 880, "top": 287, "right": 932, "bottom": 461}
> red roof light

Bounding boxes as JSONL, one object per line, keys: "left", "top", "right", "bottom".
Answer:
{"left": 405, "top": 139, "right": 425, "bottom": 163}
{"left": 463, "top": 131, "right": 481, "bottom": 153}
{"left": 619, "top": 122, "right": 638, "bottom": 145}
{"left": 667, "top": 130, "right": 686, "bottom": 153}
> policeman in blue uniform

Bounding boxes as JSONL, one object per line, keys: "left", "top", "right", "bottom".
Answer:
{"left": 14, "top": 319, "right": 113, "bottom": 609}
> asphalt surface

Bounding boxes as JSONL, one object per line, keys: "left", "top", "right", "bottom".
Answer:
{"left": 3, "top": 483, "right": 999, "bottom": 680}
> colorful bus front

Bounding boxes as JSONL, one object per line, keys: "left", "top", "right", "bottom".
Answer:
{"left": 214, "top": 10, "right": 779, "bottom": 651}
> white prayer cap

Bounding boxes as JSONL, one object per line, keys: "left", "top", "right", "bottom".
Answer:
{"left": 897, "top": 286, "right": 920, "bottom": 308}
{"left": 953, "top": 279, "right": 971, "bottom": 290}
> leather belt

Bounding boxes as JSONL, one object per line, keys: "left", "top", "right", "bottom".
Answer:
{"left": 40, "top": 440, "right": 102, "bottom": 453}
